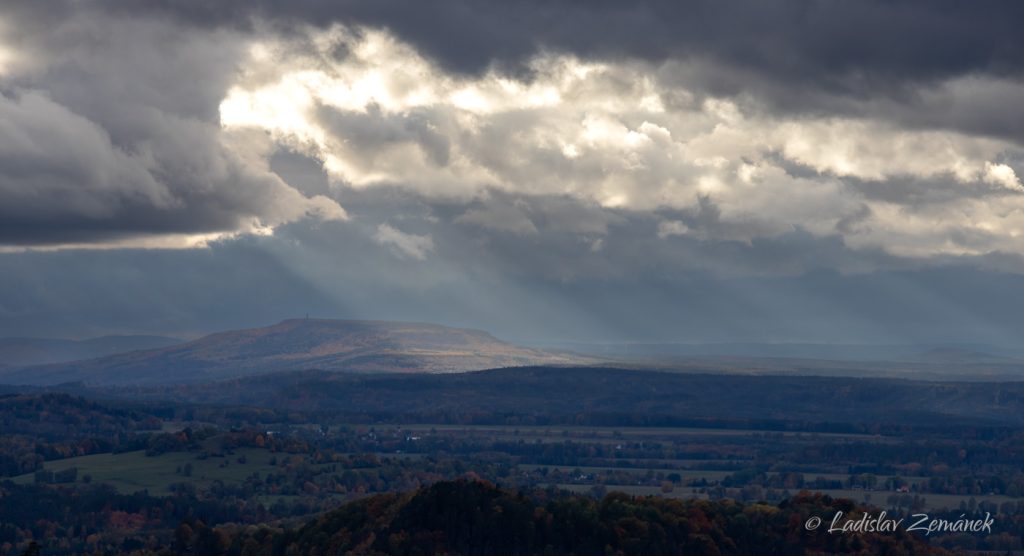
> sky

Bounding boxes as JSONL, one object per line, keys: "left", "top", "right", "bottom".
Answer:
{"left": 2, "top": 1, "right": 1024, "bottom": 345}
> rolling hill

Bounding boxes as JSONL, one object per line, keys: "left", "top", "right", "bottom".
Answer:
{"left": 0, "top": 319, "right": 589, "bottom": 386}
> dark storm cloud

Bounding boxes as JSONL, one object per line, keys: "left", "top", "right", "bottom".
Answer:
{"left": 693, "top": 65, "right": 1024, "bottom": 146}
{"left": 28, "top": 0, "right": 1017, "bottom": 147}
{"left": 0, "top": 7, "right": 345, "bottom": 246}
{"left": 81, "top": 1, "right": 1024, "bottom": 90}
{"left": 0, "top": 91, "right": 317, "bottom": 246}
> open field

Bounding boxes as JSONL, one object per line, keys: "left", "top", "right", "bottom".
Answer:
{"left": 10, "top": 444, "right": 430, "bottom": 496}
{"left": 394, "top": 423, "right": 885, "bottom": 440}
{"left": 8, "top": 412, "right": 1023, "bottom": 551}
{"left": 18, "top": 445, "right": 1015, "bottom": 516}
{"left": 12, "top": 447, "right": 289, "bottom": 494}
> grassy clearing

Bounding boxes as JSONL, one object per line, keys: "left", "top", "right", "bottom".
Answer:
{"left": 12, "top": 447, "right": 288, "bottom": 495}
{"left": 10, "top": 446, "right": 425, "bottom": 496}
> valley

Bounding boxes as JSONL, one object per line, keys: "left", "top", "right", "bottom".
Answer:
{"left": 2, "top": 321, "right": 1023, "bottom": 554}
{"left": 3, "top": 364, "right": 1024, "bottom": 554}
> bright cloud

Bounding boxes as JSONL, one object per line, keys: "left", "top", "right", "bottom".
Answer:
{"left": 219, "top": 24, "right": 1024, "bottom": 259}
{"left": 374, "top": 223, "right": 435, "bottom": 260}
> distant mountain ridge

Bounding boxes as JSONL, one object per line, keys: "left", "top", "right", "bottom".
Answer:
{"left": 0, "top": 319, "right": 589, "bottom": 385}
{"left": 0, "top": 335, "right": 182, "bottom": 369}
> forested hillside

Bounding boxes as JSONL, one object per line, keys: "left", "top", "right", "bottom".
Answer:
{"left": 221, "top": 480, "right": 947, "bottom": 555}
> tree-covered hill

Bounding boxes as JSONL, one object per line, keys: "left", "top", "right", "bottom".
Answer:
{"left": 0, "top": 393, "right": 163, "bottom": 476}
{"left": 223, "top": 480, "right": 948, "bottom": 556}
